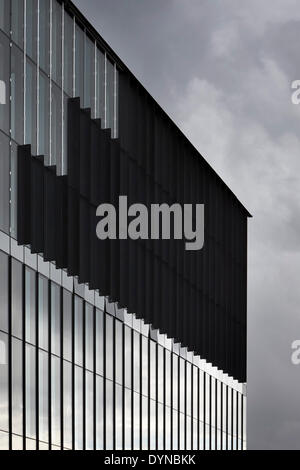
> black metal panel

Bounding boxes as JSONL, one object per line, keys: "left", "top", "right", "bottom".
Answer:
{"left": 17, "top": 93, "right": 249, "bottom": 382}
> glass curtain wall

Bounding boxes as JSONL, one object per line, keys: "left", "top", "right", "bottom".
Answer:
{"left": 0, "top": 249, "right": 247, "bottom": 450}
{"left": 0, "top": 0, "right": 119, "bottom": 239}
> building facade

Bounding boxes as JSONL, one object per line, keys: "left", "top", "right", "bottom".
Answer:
{"left": 0, "top": 0, "right": 248, "bottom": 450}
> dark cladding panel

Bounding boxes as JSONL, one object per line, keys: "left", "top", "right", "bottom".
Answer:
{"left": 17, "top": 91, "right": 249, "bottom": 382}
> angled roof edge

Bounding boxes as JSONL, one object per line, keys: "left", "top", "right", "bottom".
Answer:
{"left": 65, "top": 0, "right": 252, "bottom": 218}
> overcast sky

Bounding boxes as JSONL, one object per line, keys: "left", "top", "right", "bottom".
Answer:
{"left": 73, "top": 0, "right": 300, "bottom": 449}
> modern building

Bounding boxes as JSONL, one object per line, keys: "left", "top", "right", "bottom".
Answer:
{"left": 0, "top": 0, "right": 249, "bottom": 450}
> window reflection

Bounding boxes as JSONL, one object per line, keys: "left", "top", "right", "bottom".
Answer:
{"left": 105, "top": 315, "right": 113, "bottom": 381}
{"left": 51, "top": 283, "right": 61, "bottom": 356}
{"left": 86, "top": 371, "right": 94, "bottom": 449}
{"left": 12, "top": 338, "right": 23, "bottom": 436}
{"left": 96, "top": 375, "right": 104, "bottom": 450}
{"left": 63, "top": 360, "right": 72, "bottom": 450}
{"left": 25, "top": 268, "right": 36, "bottom": 345}
{"left": 75, "top": 366, "right": 83, "bottom": 449}
{"left": 0, "top": 332, "right": 8, "bottom": 433}
{"left": 105, "top": 380, "right": 113, "bottom": 450}
{"left": 25, "top": 344, "right": 36, "bottom": 442}
{"left": 85, "top": 304, "right": 94, "bottom": 372}
{"left": 39, "top": 350, "right": 49, "bottom": 445}
{"left": 51, "top": 355, "right": 61, "bottom": 447}
{"left": 0, "top": 252, "right": 8, "bottom": 333}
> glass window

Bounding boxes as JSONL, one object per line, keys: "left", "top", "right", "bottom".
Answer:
{"left": 172, "top": 409, "right": 178, "bottom": 450}
{"left": 75, "top": 24, "right": 84, "bottom": 99}
{"left": 193, "top": 366, "right": 198, "bottom": 420}
{"left": 105, "top": 314, "right": 113, "bottom": 381}
{"left": 25, "top": 267, "right": 36, "bottom": 345}
{"left": 25, "top": 59, "right": 37, "bottom": 154}
{"left": 115, "top": 320, "right": 123, "bottom": 385}
{"left": 186, "top": 416, "right": 192, "bottom": 450}
{"left": 74, "top": 296, "right": 83, "bottom": 366}
{"left": 64, "top": 11, "right": 73, "bottom": 97}
{"left": 186, "top": 362, "right": 192, "bottom": 417}
{"left": 133, "top": 392, "right": 140, "bottom": 450}
{"left": 95, "top": 308, "right": 104, "bottom": 376}
{"left": 165, "top": 406, "right": 171, "bottom": 450}
{"left": 0, "top": 31, "right": 10, "bottom": 136}
{"left": 124, "top": 389, "right": 131, "bottom": 450}
{"left": 211, "top": 377, "right": 216, "bottom": 431}
{"left": 52, "top": 0, "right": 62, "bottom": 86}
{"left": 228, "top": 387, "right": 232, "bottom": 449}
{"left": 51, "top": 82, "right": 62, "bottom": 168}
{"left": 51, "top": 283, "right": 61, "bottom": 356}
{"left": 0, "top": 431, "right": 8, "bottom": 450}
{"left": 243, "top": 395, "right": 247, "bottom": 446}
{"left": 12, "top": 338, "right": 23, "bottom": 436}
{"left": 211, "top": 425, "right": 215, "bottom": 450}
{"left": 12, "top": 259, "right": 23, "bottom": 339}
{"left": 25, "top": 344, "right": 36, "bottom": 441}
{"left": 105, "top": 379, "right": 113, "bottom": 450}
{"left": 51, "top": 355, "right": 61, "bottom": 447}
{"left": 0, "top": 252, "right": 8, "bottom": 333}
{"left": 205, "top": 373, "right": 210, "bottom": 430}
{"left": 85, "top": 304, "right": 94, "bottom": 372}
{"left": 0, "top": 332, "right": 8, "bottom": 433}
{"left": 26, "top": 0, "right": 38, "bottom": 62}
{"left": 165, "top": 350, "right": 171, "bottom": 407}
{"left": 232, "top": 389, "right": 237, "bottom": 439}
{"left": 124, "top": 326, "right": 132, "bottom": 389}
{"left": 199, "top": 370, "right": 204, "bottom": 422}
{"left": 11, "top": 44, "right": 24, "bottom": 144}
{"left": 96, "top": 48, "right": 105, "bottom": 123}
{"left": 179, "top": 413, "right": 185, "bottom": 450}
{"left": 172, "top": 354, "right": 178, "bottom": 410}
{"left": 114, "top": 69, "right": 119, "bottom": 138}
{"left": 106, "top": 58, "right": 114, "bottom": 133}
{"left": 11, "top": 0, "right": 24, "bottom": 48}
{"left": 84, "top": 36, "right": 95, "bottom": 110}
{"left": 133, "top": 331, "right": 140, "bottom": 393}
{"left": 0, "top": 0, "right": 10, "bottom": 34}
{"left": 238, "top": 393, "right": 242, "bottom": 440}
{"left": 0, "top": 132, "right": 10, "bottom": 234}
{"left": 150, "top": 399, "right": 156, "bottom": 450}
{"left": 217, "top": 380, "right": 222, "bottom": 436}
{"left": 222, "top": 384, "right": 227, "bottom": 445}
{"left": 39, "top": 350, "right": 49, "bottom": 445}
{"left": 141, "top": 336, "right": 148, "bottom": 396}
{"left": 63, "top": 290, "right": 72, "bottom": 361}
{"left": 96, "top": 375, "right": 104, "bottom": 450}
{"left": 179, "top": 358, "right": 185, "bottom": 414}
{"left": 86, "top": 371, "right": 94, "bottom": 449}
{"left": 38, "top": 71, "right": 50, "bottom": 162}
{"left": 150, "top": 340, "right": 156, "bottom": 401}
{"left": 142, "top": 395, "right": 148, "bottom": 450}
{"left": 158, "top": 403, "right": 164, "bottom": 450}
{"left": 193, "top": 418, "right": 198, "bottom": 450}
{"left": 38, "top": 275, "right": 48, "bottom": 351}
{"left": 63, "top": 360, "right": 72, "bottom": 450}
{"left": 39, "top": 0, "right": 50, "bottom": 74}
{"left": 157, "top": 346, "right": 164, "bottom": 404}
{"left": 115, "top": 384, "right": 123, "bottom": 450}
{"left": 74, "top": 366, "right": 83, "bottom": 449}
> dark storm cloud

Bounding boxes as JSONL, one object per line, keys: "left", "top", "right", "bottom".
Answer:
{"left": 73, "top": 0, "right": 300, "bottom": 449}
